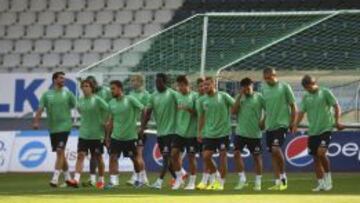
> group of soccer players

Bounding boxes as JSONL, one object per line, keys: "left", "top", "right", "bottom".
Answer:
{"left": 33, "top": 67, "right": 344, "bottom": 192}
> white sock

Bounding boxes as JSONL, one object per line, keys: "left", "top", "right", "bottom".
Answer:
{"left": 181, "top": 168, "right": 187, "bottom": 176}
{"left": 135, "top": 172, "right": 140, "bottom": 182}
{"left": 90, "top": 174, "right": 96, "bottom": 183}
{"left": 188, "top": 175, "right": 196, "bottom": 185}
{"left": 175, "top": 170, "right": 183, "bottom": 181}
{"left": 218, "top": 178, "right": 225, "bottom": 187}
{"left": 215, "top": 171, "right": 221, "bottom": 179}
{"left": 63, "top": 170, "right": 71, "bottom": 181}
{"left": 98, "top": 176, "right": 104, "bottom": 183}
{"left": 238, "top": 171, "right": 246, "bottom": 183}
{"left": 74, "top": 173, "right": 81, "bottom": 182}
{"left": 131, "top": 172, "right": 137, "bottom": 181}
{"left": 209, "top": 173, "right": 216, "bottom": 184}
{"left": 255, "top": 175, "right": 262, "bottom": 185}
{"left": 140, "top": 170, "right": 148, "bottom": 182}
{"left": 110, "top": 175, "right": 119, "bottom": 185}
{"left": 51, "top": 170, "right": 61, "bottom": 183}
{"left": 325, "top": 172, "right": 332, "bottom": 184}
{"left": 280, "top": 173, "right": 287, "bottom": 180}
{"left": 275, "top": 179, "right": 281, "bottom": 185}
{"left": 318, "top": 179, "right": 325, "bottom": 186}
{"left": 201, "top": 173, "right": 209, "bottom": 184}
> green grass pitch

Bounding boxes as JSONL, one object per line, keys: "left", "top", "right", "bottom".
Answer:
{"left": 0, "top": 172, "right": 359, "bottom": 203}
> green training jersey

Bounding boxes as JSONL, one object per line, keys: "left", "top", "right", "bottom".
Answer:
{"left": 198, "top": 91, "right": 235, "bottom": 139}
{"left": 300, "top": 87, "right": 337, "bottom": 136}
{"left": 96, "top": 86, "right": 112, "bottom": 102}
{"left": 129, "top": 89, "right": 150, "bottom": 121}
{"left": 261, "top": 81, "right": 296, "bottom": 131}
{"left": 148, "top": 88, "right": 177, "bottom": 137}
{"left": 109, "top": 95, "right": 144, "bottom": 141}
{"left": 235, "top": 92, "right": 265, "bottom": 139}
{"left": 175, "top": 91, "right": 197, "bottom": 138}
{"left": 77, "top": 95, "right": 109, "bottom": 140}
{"left": 39, "top": 88, "right": 76, "bottom": 133}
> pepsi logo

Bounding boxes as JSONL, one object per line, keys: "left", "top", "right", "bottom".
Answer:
{"left": 285, "top": 136, "right": 313, "bottom": 167}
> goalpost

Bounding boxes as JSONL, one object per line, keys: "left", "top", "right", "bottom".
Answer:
{"left": 77, "top": 10, "right": 360, "bottom": 124}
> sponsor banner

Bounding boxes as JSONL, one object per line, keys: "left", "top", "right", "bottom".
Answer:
{"left": 144, "top": 131, "right": 360, "bottom": 172}
{"left": 0, "top": 132, "right": 16, "bottom": 172}
{"left": 9, "top": 130, "right": 133, "bottom": 172}
{"left": 0, "top": 74, "right": 105, "bottom": 118}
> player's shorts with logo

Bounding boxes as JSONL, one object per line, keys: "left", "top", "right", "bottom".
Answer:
{"left": 202, "top": 136, "right": 230, "bottom": 152}
{"left": 266, "top": 127, "right": 287, "bottom": 152}
{"left": 308, "top": 131, "right": 332, "bottom": 156}
{"left": 50, "top": 131, "right": 70, "bottom": 152}
{"left": 77, "top": 138, "right": 104, "bottom": 154}
{"left": 109, "top": 139, "right": 137, "bottom": 158}
{"left": 172, "top": 134, "right": 199, "bottom": 154}
{"left": 233, "top": 135, "right": 262, "bottom": 155}
{"left": 157, "top": 134, "right": 175, "bottom": 155}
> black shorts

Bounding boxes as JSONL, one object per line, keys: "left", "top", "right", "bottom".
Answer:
{"left": 137, "top": 134, "right": 147, "bottom": 147}
{"left": 157, "top": 134, "right": 174, "bottom": 155}
{"left": 109, "top": 139, "right": 137, "bottom": 158}
{"left": 233, "top": 136, "right": 262, "bottom": 155}
{"left": 77, "top": 138, "right": 104, "bottom": 155}
{"left": 172, "top": 135, "right": 199, "bottom": 154}
{"left": 266, "top": 128, "right": 287, "bottom": 152}
{"left": 50, "top": 131, "right": 70, "bottom": 152}
{"left": 202, "top": 136, "right": 230, "bottom": 152}
{"left": 308, "top": 131, "right": 332, "bottom": 156}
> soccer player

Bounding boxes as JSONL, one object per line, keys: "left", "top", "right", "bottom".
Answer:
{"left": 295, "top": 75, "right": 344, "bottom": 192}
{"left": 261, "top": 67, "right": 297, "bottom": 191}
{"left": 197, "top": 76, "right": 235, "bottom": 190}
{"left": 67, "top": 80, "right": 108, "bottom": 188}
{"left": 127, "top": 75, "right": 150, "bottom": 186}
{"left": 82, "top": 75, "right": 112, "bottom": 187}
{"left": 33, "top": 72, "right": 75, "bottom": 187}
{"left": 232, "top": 77, "right": 265, "bottom": 191}
{"left": 105, "top": 80, "right": 146, "bottom": 188}
{"left": 171, "top": 75, "right": 198, "bottom": 190}
{"left": 139, "top": 73, "right": 178, "bottom": 189}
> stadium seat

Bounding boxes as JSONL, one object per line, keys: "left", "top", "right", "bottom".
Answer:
{"left": 34, "top": 40, "right": 52, "bottom": 53}
{"left": 57, "top": 12, "right": 76, "bottom": 25}
{"left": 6, "top": 26, "right": 24, "bottom": 39}
{"left": 112, "top": 39, "right": 131, "bottom": 51}
{"left": 0, "top": 13, "right": 17, "bottom": 25}
{"left": 10, "top": 0, "right": 27, "bottom": 11}
{"left": 134, "top": 10, "right": 154, "bottom": 24}
{"left": 18, "top": 12, "right": 36, "bottom": 25}
{"left": 0, "top": 0, "right": 9, "bottom": 12}
{"left": 23, "top": 54, "right": 41, "bottom": 67}
{"left": 164, "top": 0, "right": 184, "bottom": 9}
{"left": 81, "top": 53, "right": 100, "bottom": 66}
{"left": 0, "top": 26, "right": 5, "bottom": 38}
{"left": 53, "top": 39, "right": 72, "bottom": 53}
{"left": 29, "top": 0, "right": 47, "bottom": 11}
{"left": 64, "top": 25, "right": 83, "bottom": 38}
{"left": 154, "top": 10, "right": 173, "bottom": 23}
{"left": 104, "top": 24, "right": 123, "bottom": 38}
{"left": 125, "top": 0, "right": 144, "bottom": 10}
{"left": 73, "top": 39, "right": 92, "bottom": 53}
{"left": 38, "top": 11, "right": 56, "bottom": 25}
{"left": 144, "top": 0, "right": 164, "bottom": 10}
{"left": 105, "top": 0, "right": 125, "bottom": 10}
{"left": 62, "top": 53, "right": 80, "bottom": 67}
{"left": 93, "top": 39, "right": 111, "bottom": 53}
{"left": 87, "top": 0, "right": 105, "bottom": 11}
{"left": 14, "top": 40, "right": 33, "bottom": 53}
{"left": 96, "top": 11, "right": 114, "bottom": 24}
{"left": 0, "top": 40, "right": 13, "bottom": 54}
{"left": 49, "top": 0, "right": 66, "bottom": 11}
{"left": 45, "top": 25, "right": 63, "bottom": 38}
{"left": 123, "top": 24, "right": 142, "bottom": 38}
{"left": 42, "top": 53, "right": 60, "bottom": 67}
{"left": 3, "top": 54, "right": 21, "bottom": 67}
{"left": 76, "top": 11, "right": 95, "bottom": 24}
{"left": 121, "top": 52, "right": 141, "bottom": 66}
{"left": 68, "top": 0, "right": 86, "bottom": 11}
{"left": 25, "top": 25, "right": 44, "bottom": 39}
{"left": 84, "top": 24, "right": 102, "bottom": 38}
{"left": 115, "top": 11, "right": 133, "bottom": 24}
{"left": 143, "top": 24, "right": 162, "bottom": 36}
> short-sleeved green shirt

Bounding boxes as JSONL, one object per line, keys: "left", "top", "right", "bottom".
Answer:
{"left": 300, "top": 87, "right": 337, "bottom": 136}
{"left": 129, "top": 89, "right": 150, "bottom": 121}
{"left": 261, "top": 81, "right": 296, "bottom": 131}
{"left": 77, "top": 95, "right": 109, "bottom": 140}
{"left": 175, "top": 91, "right": 197, "bottom": 138}
{"left": 96, "top": 86, "right": 112, "bottom": 102}
{"left": 148, "top": 88, "right": 177, "bottom": 136}
{"left": 235, "top": 92, "right": 265, "bottom": 139}
{"left": 109, "top": 95, "right": 144, "bottom": 141}
{"left": 39, "top": 88, "right": 76, "bottom": 133}
{"left": 198, "top": 91, "right": 235, "bottom": 138}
